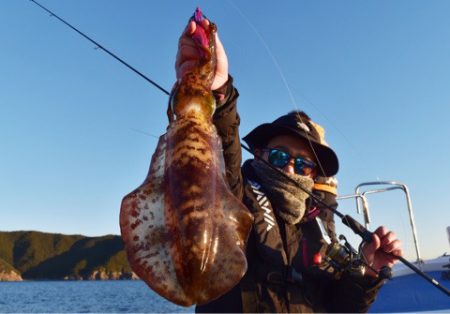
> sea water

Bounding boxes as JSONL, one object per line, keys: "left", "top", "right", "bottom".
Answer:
{"left": 0, "top": 280, "right": 195, "bottom": 313}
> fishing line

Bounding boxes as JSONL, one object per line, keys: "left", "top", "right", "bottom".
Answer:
{"left": 29, "top": 0, "right": 450, "bottom": 297}
{"left": 129, "top": 128, "right": 159, "bottom": 139}
{"left": 289, "top": 85, "right": 360, "bottom": 153}
{"left": 29, "top": 0, "right": 170, "bottom": 96}
{"left": 225, "top": 5, "right": 410, "bottom": 269}
{"left": 226, "top": 0, "right": 328, "bottom": 177}
{"left": 227, "top": 0, "right": 370, "bottom": 178}
{"left": 226, "top": 0, "right": 296, "bottom": 107}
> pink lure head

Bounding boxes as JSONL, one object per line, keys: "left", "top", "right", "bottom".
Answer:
{"left": 191, "top": 7, "right": 209, "bottom": 57}
{"left": 193, "top": 7, "right": 203, "bottom": 23}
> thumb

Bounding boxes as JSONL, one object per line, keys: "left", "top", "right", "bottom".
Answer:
{"left": 371, "top": 232, "right": 381, "bottom": 250}
{"left": 363, "top": 233, "right": 381, "bottom": 258}
{"left": 211, "top": 31, "right": 229, "bottom": 90}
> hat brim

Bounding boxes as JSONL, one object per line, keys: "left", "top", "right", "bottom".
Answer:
{"left": 243, "top": 123, "right": 339, "bottom": 177}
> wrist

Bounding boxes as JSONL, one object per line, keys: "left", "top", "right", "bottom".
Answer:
{"left": 212, "top": 75, "right": 233, "bottom": 107}
{"left": 212, "top": 74, "right": 229, "bottom": 91}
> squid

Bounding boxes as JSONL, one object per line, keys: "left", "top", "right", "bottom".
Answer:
{"left": 120, "top": 8, "right": 253, "bottom": 306}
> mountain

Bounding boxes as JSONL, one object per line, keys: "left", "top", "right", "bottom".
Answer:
{"left": 0, "top": 231, "right": 137, "bottom": 281}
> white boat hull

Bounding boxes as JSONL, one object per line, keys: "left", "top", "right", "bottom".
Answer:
{"left": 370, "top": 256, "right": 450, "bottom": 312}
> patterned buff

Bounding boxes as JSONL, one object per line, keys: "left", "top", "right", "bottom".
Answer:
{"left": 251, "top": 159, "right": 314, "bottom": 224}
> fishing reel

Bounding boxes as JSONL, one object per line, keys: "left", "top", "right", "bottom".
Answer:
{"left": 320, "top": 234, "right": 392, "bottom": 281}
{"left": 316, "top": 234, "right": 362, "bottom": 279}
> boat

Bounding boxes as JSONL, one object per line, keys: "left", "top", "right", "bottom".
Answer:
{"left": 337, "top": 181, "right": 450, "bottom": 312}
{"left": 371, "top": 253, "right": 450, "bottom": 312}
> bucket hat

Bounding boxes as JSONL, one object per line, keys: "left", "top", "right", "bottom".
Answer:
{"left": 243, "top": 111, "right": 339, "bottom": 177}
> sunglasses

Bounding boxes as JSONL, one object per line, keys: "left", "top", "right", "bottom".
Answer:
{"left": 263, "top": 148, "right": 316, "bottom": 176}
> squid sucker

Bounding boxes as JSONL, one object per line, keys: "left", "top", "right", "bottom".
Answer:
{"left": 120, "top": 8, "right": 253, "bottom": 307}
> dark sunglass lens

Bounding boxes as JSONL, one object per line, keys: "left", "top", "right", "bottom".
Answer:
{"left": 294, "top": 164, "right": 306, "bottom": 175}
{"left": 269, "top": 149, "right": 289, "bottom": 168}
{"left": 294, "top": 158, "right": 315, "bottom": 175}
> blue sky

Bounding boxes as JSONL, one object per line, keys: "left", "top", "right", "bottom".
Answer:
{"left": 1, "top": 0, "right": 449, "bottom": 261}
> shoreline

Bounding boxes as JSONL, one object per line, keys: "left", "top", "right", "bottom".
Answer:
{"left": 0, "top": 270, "right": 139, "bottom": 282}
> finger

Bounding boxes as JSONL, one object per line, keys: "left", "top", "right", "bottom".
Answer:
{"left": 215, "top": 32, "right": 227, "bottom": 62}
{"left": 183, "top": 20, "right": 196, "bottom": 36}
{"left": 361, "top": 233, "right": 380, "bottom": 257}
{"left": 176, "top": 60, "right": 198, "bottom": 79}
{"left": 371, "top": 232, "right": 381, "bottom": 251}
{"left": 373, "top": 225, "right": 389, "bottom": 238}
{"left": 175, "top": 45, "right": 200, "bottom": 68}
{"left": 177, "top": 22, "right": 196, "bottom": 52}
{"left": 184, "top": 18, "right": 209, "bottom": 38}
{"left": 211, "top": 31, "right": 229, "bottom": 90}
{"left": 178, "top": 35, "right": 198, "bottom": 49}
{"left": 175, "top": 57, "right": 199, "bottom": 79}
{"left": 382, "top": 239, "right": 402, "bottom": 254}
{"left": 201, "top": 18, "right": 210, "bottom": 29}
{"left": 380, "top": 231, "right": 397, "bottom": 247}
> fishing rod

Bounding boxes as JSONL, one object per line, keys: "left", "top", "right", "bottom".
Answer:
{"left": 29, "top": 0, "right": 450, "bottom": 297}
{"left": 29, "top": 0, "right": 170, "bottom": 96}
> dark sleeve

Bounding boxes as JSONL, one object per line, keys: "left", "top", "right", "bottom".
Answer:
{"left": 326, "top": 274, "right": 384, "bottom": 313}
{"left": 212, "top": 75, "right": 244, "bottom": 200}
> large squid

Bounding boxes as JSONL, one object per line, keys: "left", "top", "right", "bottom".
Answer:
{"left": 120, "top": 9, "right": 253, "bottom": 306}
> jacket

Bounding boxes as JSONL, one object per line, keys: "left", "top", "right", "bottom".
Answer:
{"left": 196, "top": 77, "right": 383, "bottom": 313}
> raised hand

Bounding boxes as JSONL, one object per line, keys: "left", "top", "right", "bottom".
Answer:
{"left": 361, "top": 226, "right": 403, "bottom": 278}
{"left": 176, "top": 19, "right": 229, "bottom": 91}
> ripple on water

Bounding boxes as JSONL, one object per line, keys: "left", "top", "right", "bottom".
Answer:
{"left": 0, "top": 281, "right": 194, "bottom": 313}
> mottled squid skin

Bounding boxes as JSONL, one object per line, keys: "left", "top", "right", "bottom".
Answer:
{"left": 120, "top": 11, "right": 253, "bottom": 306}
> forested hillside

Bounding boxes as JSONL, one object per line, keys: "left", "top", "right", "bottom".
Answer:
{"left": 0, "top": 231, "right": 136, "bottom": 280}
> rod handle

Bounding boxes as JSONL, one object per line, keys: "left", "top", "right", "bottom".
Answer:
{"left": 342, "top": 215, "right": 373, "bottom": 243}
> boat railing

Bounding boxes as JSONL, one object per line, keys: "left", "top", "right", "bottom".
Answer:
{"left": 336, "top": 181, "right": 422, "bottom": 264}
